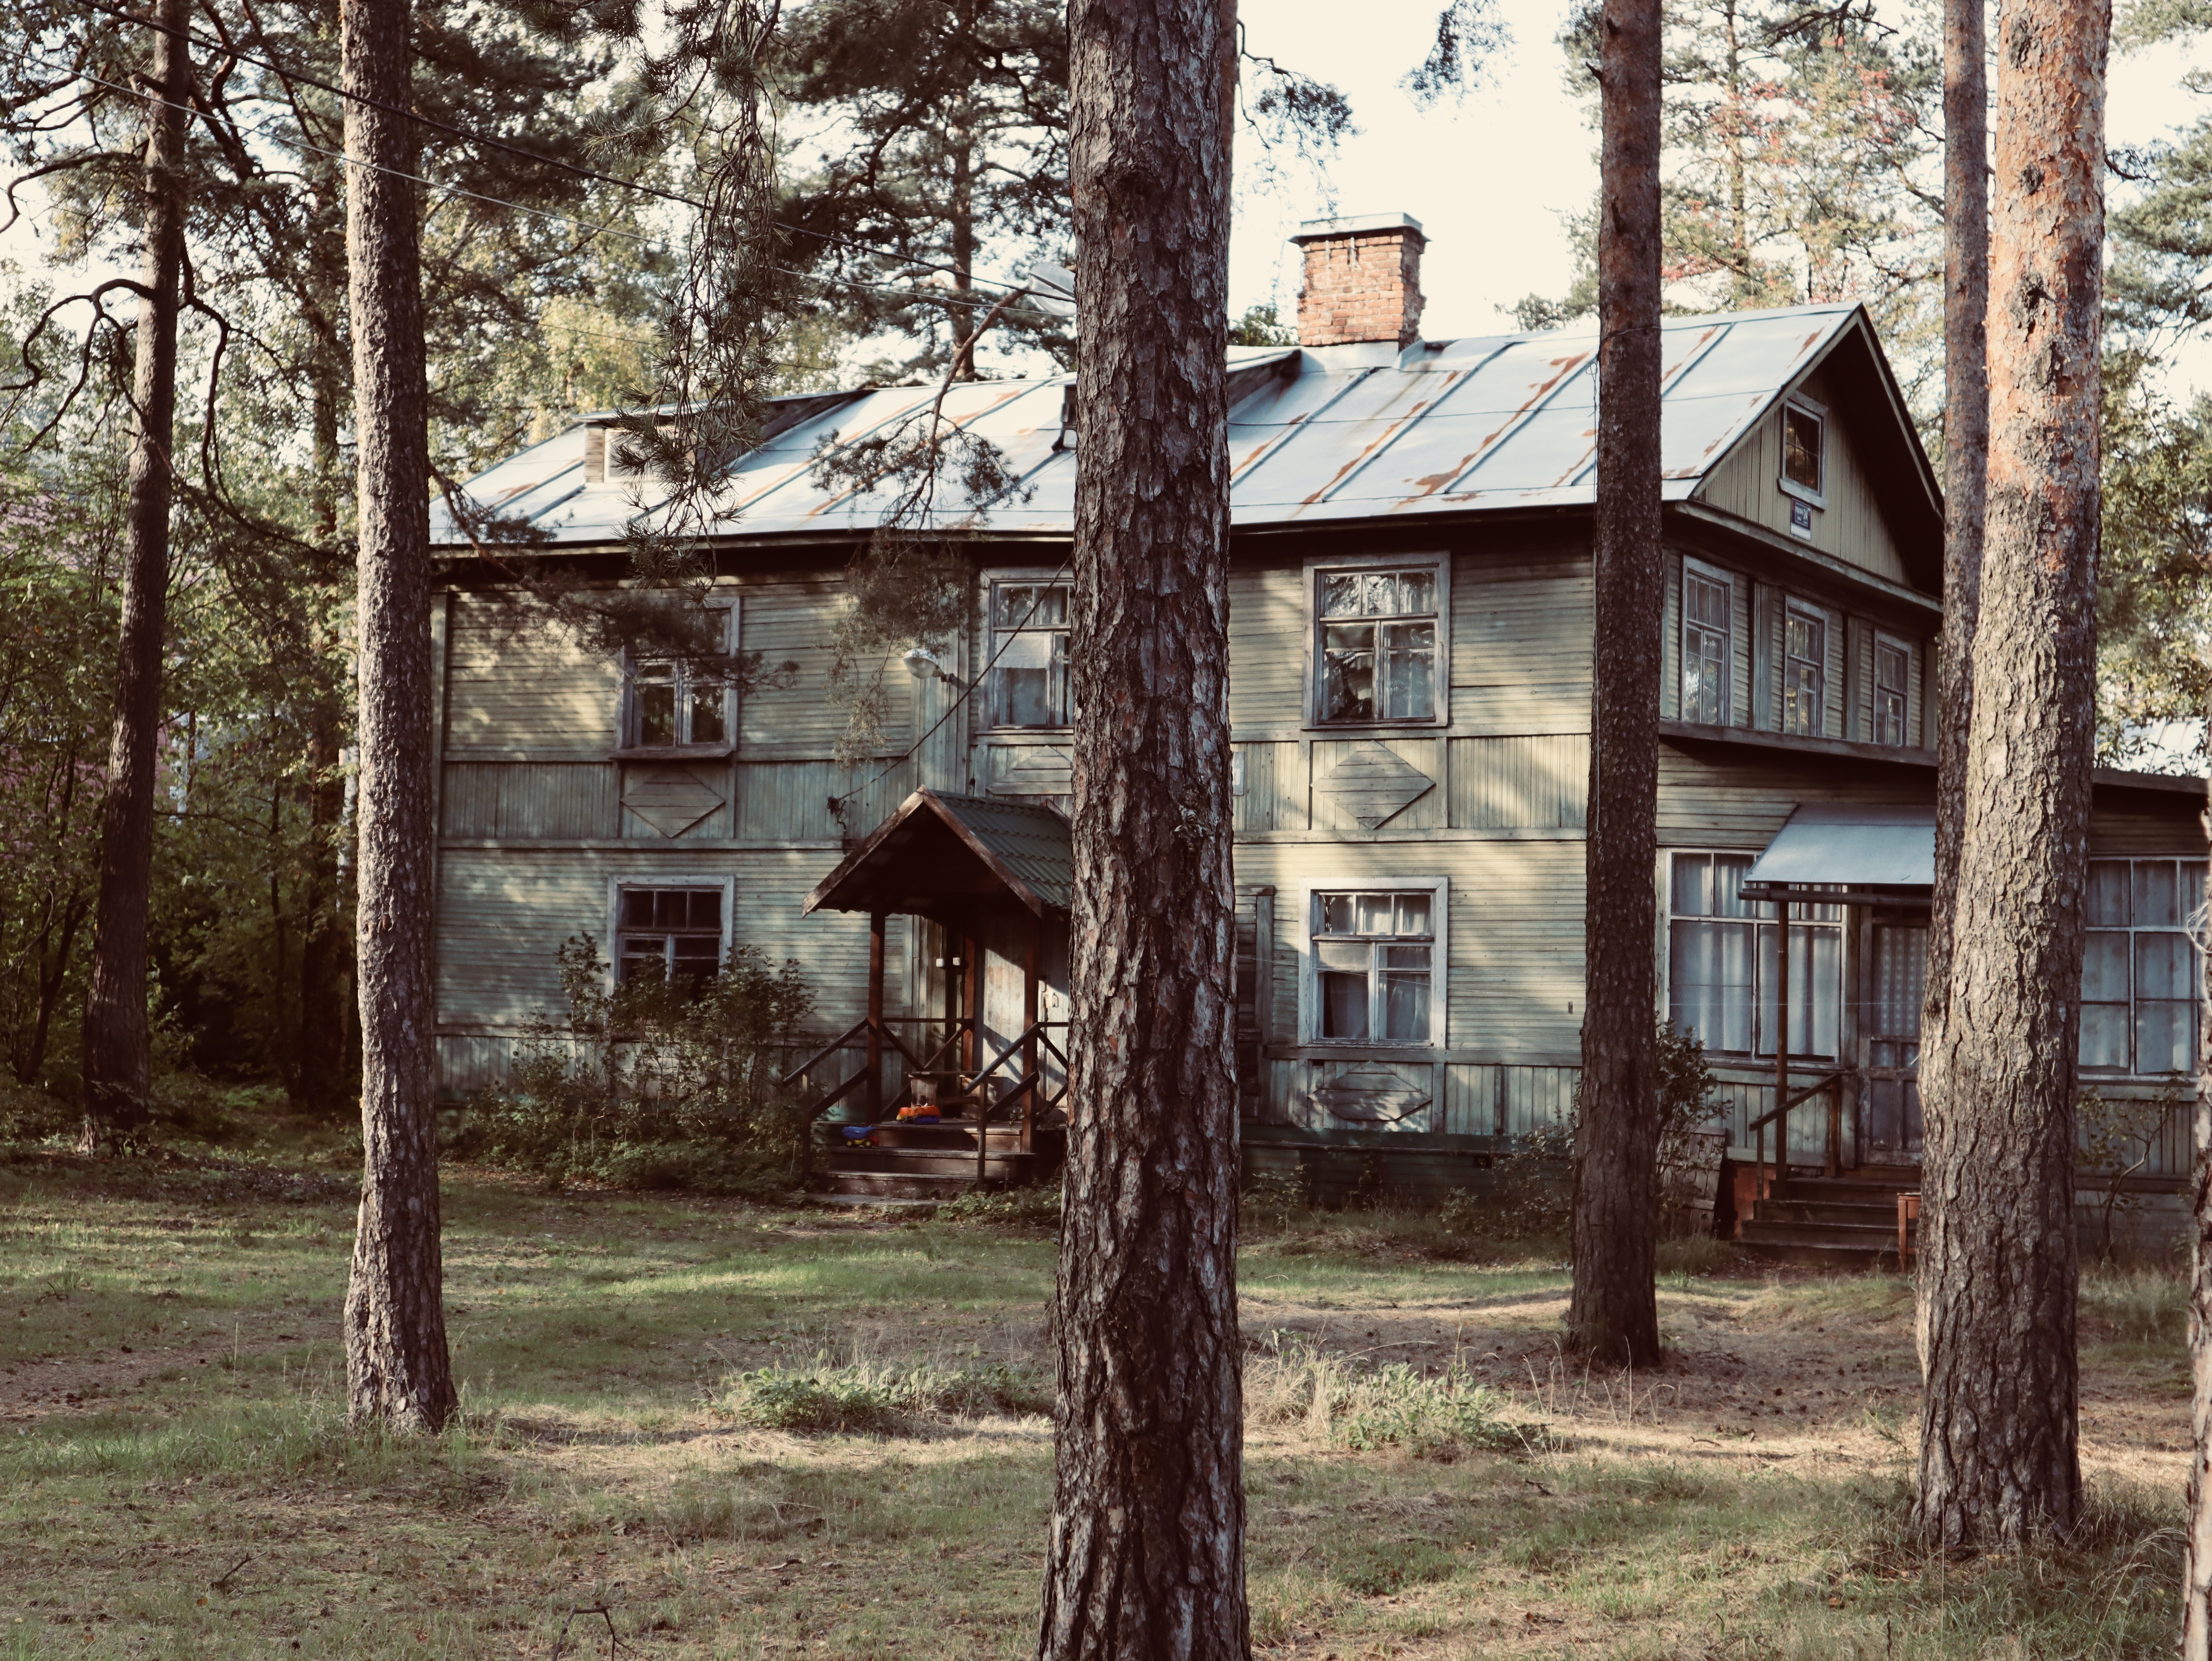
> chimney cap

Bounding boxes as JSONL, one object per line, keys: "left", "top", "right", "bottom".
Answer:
{"left": 1290, "top": 211, "right": 1426, "bottom": 245}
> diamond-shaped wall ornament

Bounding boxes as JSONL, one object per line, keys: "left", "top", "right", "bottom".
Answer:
{"left": 1314, "top": 740, "right": 1435, "bottom": 829}
{"left": 1310, "top": 1063, "right": 1432, "bottom": 1127}
{"left": 622, "top": 767, "right": 725, "bottom": 837}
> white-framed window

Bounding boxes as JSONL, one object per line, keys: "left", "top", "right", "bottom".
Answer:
{"left": 622, "top": 601, "right": 736, "bottom": 751}
{"left": 1781, "top": 602, "right": 1826, "bottom": 737}
{"left": 607, "top": 877, "right": 733, "bottom": 994}
{"left": 1681, "top": 562, "right": 1732, "bottom": 725}
{"left": 1300, "top": 879, "right": 1448, "bottom": 1046}
{"left": 1780, "top": 397, "right": 1826, "bottom": 502}
{"left": 1873, "top": 634, "right": 1911, "bottom": 747}
{"left": 2081, "top": 857, "right": 2209, "bottom": 1074}
{"left": 986, "top": 578, "right": 1072, "bottom": 728}
{"left": 1309, "top": 556, "right": 1448, "bottom": 727}
{"left": 1666, "top": 852, "right": 1842, "bottom": 1060}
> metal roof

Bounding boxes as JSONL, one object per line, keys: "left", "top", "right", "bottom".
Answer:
{"left": 1742, "top": 803, "right": 1934, "bottom": 899}
{"left": 804, "top": 789, "right": 1072, "bottom": 919}
{"left": 432, "top": 301, "right": 1921, "bottom": 550}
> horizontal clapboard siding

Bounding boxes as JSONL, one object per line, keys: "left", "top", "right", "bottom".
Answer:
{"left": 739, "top": 581, "right": 917, "bottom": 755}
{"left": 446, "top": 594, "right": 620, "bottom": 759}
{"left": 1226, "top": 558, "right": 1307, "bottom": 729}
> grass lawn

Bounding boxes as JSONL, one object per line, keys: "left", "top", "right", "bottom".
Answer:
{"left": 0, "top": 1130, "right": 2188, "bottom": 1660}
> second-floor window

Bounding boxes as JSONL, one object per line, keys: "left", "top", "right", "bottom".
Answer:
{"left": 1781, "top": 604, "right": 1825, "bottom": 736}
{"left": 2082, "top": 857, "right": 2208, "bottom": 1074}
{"left": 1682, "top": 566, "right": 1731, "bottom": 724}
{"left": 1874, "top": 636, "right": 1911, "bottom": 746}
{"left": 1311, "top": 886, "right": 1441, "bottom": 1044}
{"left": 624, "top": 604, "right": 734, "bottom": 749}
{"left": 989, "top": 581, "right": 1071, "bottom": 728}
{"left": 1317, "top": 566, "right": 1439, "bottom": 724}
{"left": 615, "top": 885, "right": 726, "bottom": 992}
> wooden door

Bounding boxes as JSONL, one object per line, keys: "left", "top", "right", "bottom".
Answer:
{"left": 1860, "top": 919, "right": 1926, "bottom": 1163}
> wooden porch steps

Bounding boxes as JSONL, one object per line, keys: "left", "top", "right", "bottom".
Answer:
{"left": 1735, "top": 1167, "right": 1919, "bottom": 1271}
{"left": 820, "top": 1121, "right": 1043, "bottom": 1201}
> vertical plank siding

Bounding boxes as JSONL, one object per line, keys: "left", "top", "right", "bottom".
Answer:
{"left": 1448, "top": 735, "right": 1588, "bottom": 829}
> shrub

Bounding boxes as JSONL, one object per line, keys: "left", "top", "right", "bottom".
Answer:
{"left": 718, "top": 1360, "right": 1051, "bottom": 1433}
{"left": 1246, "top": 1333, "right": 1552, "bottom": 1459}
{"left": 935, "top": 1184, "right": 1062, "bottom": 1228}
{"left": 446, "top": 934, "right": 815, "bottom": 1196}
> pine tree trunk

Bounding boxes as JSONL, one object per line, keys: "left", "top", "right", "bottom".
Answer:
{"left": 1036, "top": 0, "right": 1245, "bottom": 1650}
{"left": 78, "top": 0, "right": 189, "bottom": 1154}
{"left": 1913, "top": 0, "right": 2105, "bottom": 1549}
{"left": 341, "top": 0, "right": 456, "bottom": 1433}
{"left": 1923, "top": 0, "right": 1991, "bottom": 1076}
{"left": 2185, "top": 813, "right": 2212, "bottom": 1654}
{"left": 1567, "top": 0, "right": 1665, "bottom": 1368}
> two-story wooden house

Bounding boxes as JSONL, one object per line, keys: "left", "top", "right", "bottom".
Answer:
{"left": 427, "top": 211, "right": 2205, "bottom": 1226}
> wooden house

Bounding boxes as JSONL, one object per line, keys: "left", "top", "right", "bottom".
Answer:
{"left": 427, "top": 211, "right": 2205, "bottom": 1239}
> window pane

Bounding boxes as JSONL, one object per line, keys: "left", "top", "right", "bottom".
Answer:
{"left": 2135, "top": 1001, "right": 2195, "bottom": 1074}
{"left": 1378, "top": 621, "right": 1436, "bottom": 720}
{"left": 688, "top": 683, "right": 726, "bottom": 744}
{"left": 1321, "top": 573, "right": 1364, "bottom": 617}
{"left": 2078, "top": 1002, "right": 2130, "bottom": 1070}
{"left": 1783, "top": 407, "right": 1822, "bottom": 490}
{"left": 672, "top": 935, "right": 721, "bottom": 965}
{"left": 1394, "top": 570, "right": 1436, "bottom": 614}
{"left": 1756, "top": 921, "right": 1842, "bottom": 1058}
{"left": 1869, "top": 925, "right": 1925, "bottom": 1041}
{"left": 1393, "top": 893, "right": 1433, "bottom": 936}
{"left": 1318, "top": 894, "right": 1356, "bottom": 935}
{"left": 1673, "top": 854, "right": 1712, "bottom": 919}
{"left": 2134, "top": 862, "right": 2181, "bottom": 928}
{"left": 687, "top": 889, "right": 722, "bottom": 929}
{"left": 621, "top": 891, "right": 655, "bottom": 927}
{"left": 1713, "top": 855, "right": 1756, "bottom": 919}
{"left": 617, "top": 938, "right": 666, "bottom": 984}
{"left": 1383, "top": 943, "right": 1431, "bottom": 969}
{"left": 997, "top": 583, "right": 1068, "bottom": 628}
{"left": 1686, "top": 573, "right": 1728, "bottom": 629}
{"left": 1319, "top": 972, "right": 1369, "bottom": 1039}
{"left": 1876, "top": 641, "right": 1909, "bottom": 693}
{"left": 2085, "top": 862, "right": 2130, "bottom": 927}
{"left": 2136, "top": 933, "right": 2193, "bottom": 1000}
{"left": 1321, "top": 623, "right": 1376, "bottom": 721}
{"left": 1670, "top": 919, "right": 1754, "bottom": 1054}
{"left": 1360, "top": 572, "right": 1397, "bottom": 615}
{"left": 1381, "top": 973, "right": 1430, "bottom": 1041}
{"left": 1315, "top": 939, "right": 1370, "bottom": 973}
{"left": 1354, "top": 893, "right": 1396, "bottom": 935}
{"left": 2082, "top": 932, "right": 2130, "bottom": 1003}
{"left": 636, "top": 681, "right": 676, "bottom": 747}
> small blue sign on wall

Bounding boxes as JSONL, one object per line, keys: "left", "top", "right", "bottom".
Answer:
{"left": 1789, "top": 497, "right": 1815, "bottom": 539}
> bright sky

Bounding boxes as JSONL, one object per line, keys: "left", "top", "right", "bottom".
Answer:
{"left": 1229, "top": 0, "right": 2212, "bottom": 381}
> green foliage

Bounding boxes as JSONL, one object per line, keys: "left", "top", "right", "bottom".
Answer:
{"left": 1247, "top": 1334, "right": 1553, "bottom": 1459}
{"left": 934, "top": 1183, "right": 1062, "bottom": 1228}
{"left": 447, "top": 935, "right": 815, "bottom": 1196}
{"left": 1231, "top": 304, "right": 1298, "bottom": 348}
{"left": 2082, "top": 1262, "right": 2187, "bottom": 1346}
{"left": 718, "top": 1358, "right": 1051, "bottom": 1432}
{"left": 2077, "top": 1084, "right": 2182, "bottom": 1262}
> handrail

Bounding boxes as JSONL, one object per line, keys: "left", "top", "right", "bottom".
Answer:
{"left": 779, "top": 1019, "right": 871, "bottom": 1089}
{"left": 1746, "top": 1069, "right": 1848, "bottom": 1133}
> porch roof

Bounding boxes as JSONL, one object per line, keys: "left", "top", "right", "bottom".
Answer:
{"left": 1741, "top": 803, "right": 1933, "bottom": 905}
{"left": 803, "top": 789, "right": 1072, "bottom": 924}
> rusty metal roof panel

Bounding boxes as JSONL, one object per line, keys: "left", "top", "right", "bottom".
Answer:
{"left": 433, "top": 303, "right": 1870, "bottom": 546}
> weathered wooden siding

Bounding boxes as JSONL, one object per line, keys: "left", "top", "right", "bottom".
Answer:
{"left": 1694, "top": 362, "right": 1911, "bottom": 585}
{"left": 1233, "top": 742, "right": 1305, "bottom": 831}
{"left": 1451, "top": 553, "right": 1593, "bottom": 735}
{"left": 1448, "top": 735, "right": 1587, "bottom": 829}
{"left": 442, "top": 762, "right": 617, "bottom": 839}
{"left": 1657, "top": 747, "right": 1931, "bottom": 849}
{"left": 445, "top": 593, "right": 620, "bottom": 759}
{"left": 2090, "top": 799, "right": 2211, "bottom": 857}
{"left": 1226, "top": 558, "right": 1307, "bottom": 729}
{"left": 741, "top": 580, "right": 913, "bottom": 755}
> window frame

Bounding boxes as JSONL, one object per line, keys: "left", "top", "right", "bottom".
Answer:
{"left": 1297, "top": 877, "right": 1449, "bottom": 1048}
{"left": 1663, "top": 850, "right": 1845, "bottom": 1063}
{"left": 1679, "top": 558, "right": 1735, "bottom": 727}
{"left": 1303, "top": 551, "right": 1452, "bottom": 731}
{"left": 1779, "top": 599, "right": 1828, "bottom": 738}
{"left": 2080, "top": 856, "right": 2209, "bottom": 1077}
{"left": 616, "top": 598, "right": 739, "bottom": 756}
{"left": 982, "top": 572, "right": 1074, "bottom": 732}
{"left": 1777, "top": 394, "right": 1828, "bottom": 508}
{"left": 604, "top": 876, "right": 736, "bottom": 993}
{"left": 1872, "top": 631, "right": 1913, "bottom": 748}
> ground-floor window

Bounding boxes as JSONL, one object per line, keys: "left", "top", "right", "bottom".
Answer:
{"left": 1304, "top": 881, "right": 1446, "bottom": 1045}
{"left": 614, "top": 884, "right": 727, "bottom": 993}
{"left": 1666, "top": 851, "right": 1841, "bottom": 1059}
{"left": 2082, "top": 857, "right": 2208, "bottom": 1075}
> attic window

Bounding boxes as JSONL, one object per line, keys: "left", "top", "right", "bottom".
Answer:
{"left": 1781, "top": 402, "right": 1825, "bottom": 498}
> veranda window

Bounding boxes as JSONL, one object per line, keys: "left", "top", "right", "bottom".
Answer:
{"left": 615, "top": 887, "right": 725, "bottom": 992}
{"left": 988, "top": 581, "right": 1071, "bottom": 728}
{"left": 1317, "top": 567, "right": 1439, "bottom": 724}
{"left": 1667, "top": 852, "right": 1841, "bottom": 1058}
{"left": 2081, "top": 858, "right": 2208, "bottom": 1073}
{"left": 1873, "top": 636, "right": 1911, "bottom": 746}
{"left": 1312, "top": 889, "right": 1438, "bottom": 1044}
{"left": 1781, "top": 605, "right": 1825, "bottom": 737}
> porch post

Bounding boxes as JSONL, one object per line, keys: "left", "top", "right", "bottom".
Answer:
{"left": 1773, "top": 899, "right": 1791, "bottom": 1200}
{"left": 962, "top": 931, "right": 983, "bottom": 1081}
{"left": 867, "top": 909, "right": 886, "bottom": 1122}
{"left": 1022, "top": 914, "right": 1041, "bottom": 1154}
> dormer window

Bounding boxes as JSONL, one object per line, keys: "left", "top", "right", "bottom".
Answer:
{"left": 1781, "top": 399, "right": 1825, "bottom": 499}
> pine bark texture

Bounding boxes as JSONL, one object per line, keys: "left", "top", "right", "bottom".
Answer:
{"left": 1912, "top": 0, "right": 2106, "bottom": 1549}
{"left": 79, "top": 0, "right": 190, "bottom": 1152}
{"left": 341, "top": 0, "right": 456, "bottom": 1433}
{"left": 2186, "top": 813, "right": 2212, "bottom": 1655}
{"left": 1924, "top": 0, "right": 1991, "bottom": 1049}
{"left": 1568, "top": 0, "right": 1665, "bottom": 1367}
{"left": 1036, "top": 0, "right": 1246, "bottom": 1651}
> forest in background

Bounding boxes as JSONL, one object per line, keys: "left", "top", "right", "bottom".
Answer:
{"left": 0, "top": 0, "right": 2205, "bottom": 1116}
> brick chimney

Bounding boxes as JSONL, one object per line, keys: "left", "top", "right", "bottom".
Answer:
{"left": 1291, "top": 213, "right": 1427, "bottom": 348}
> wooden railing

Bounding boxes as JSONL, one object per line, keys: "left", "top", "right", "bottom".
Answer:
{"left": 1745, "top": 1070, "right": 1849, "bottom": 1200}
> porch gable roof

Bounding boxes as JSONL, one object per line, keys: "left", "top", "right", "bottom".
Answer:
{"left": 803, "top": 789, "right": 1072, "bottom": 923}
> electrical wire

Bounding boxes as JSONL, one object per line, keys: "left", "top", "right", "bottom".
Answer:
{"left": 56, "top": 0, "right": 1047, "bottom": 302}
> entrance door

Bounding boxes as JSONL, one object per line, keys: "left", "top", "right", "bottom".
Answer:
{"left": 1861, "top": 921, "right": 1926, "bottom": 1162}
